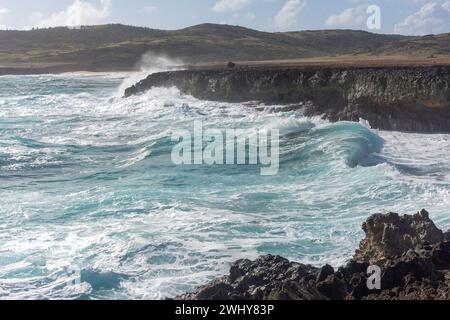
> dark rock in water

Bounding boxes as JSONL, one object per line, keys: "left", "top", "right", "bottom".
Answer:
{"left": 354, "top": 210, "right": 444, "bottom": 265}
{"left": 178, "top": 255, "right": 326, "bottom": 300}
{"left": 177, "top": 210, "right": 450, "bottom": 300}
{"left": 124, "top": 66, "right": 450, "bottom": 133}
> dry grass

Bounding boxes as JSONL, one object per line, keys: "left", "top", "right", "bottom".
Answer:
{"left": 187, "top": 55, "right": 450, "bottom": 70}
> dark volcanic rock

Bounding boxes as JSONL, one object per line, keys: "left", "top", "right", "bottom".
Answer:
{"left": 445, "top": 230, "right": 450, "bottom": 241}
{"left": 125, "top": 66, "right": 450, "bottom": 133}
{"left": 354, "top": 210, "right": 444, "bottom": 265}
{"left": 178, "top": 255, "right": 327, "bottom": 300}
{"left": 364, "top": 241, "right": 450, "bottom": 300}
{"left": 177, "top": 210, "right": 450, "bottom": 300}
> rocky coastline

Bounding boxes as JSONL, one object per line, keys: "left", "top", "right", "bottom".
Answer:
{"left": 125, "top": 65, "right": 450, "bottom": 133}
{"left": 178, "top": 210, "right": 450, "bottom": 300}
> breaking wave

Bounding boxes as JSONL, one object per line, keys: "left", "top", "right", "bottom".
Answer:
{"left": 0, "top": 73, "right": 449, "bottom": 299}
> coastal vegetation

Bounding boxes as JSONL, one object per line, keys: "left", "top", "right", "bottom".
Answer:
{"left": 1, "top": 23, "right": 450, "bottom": 74}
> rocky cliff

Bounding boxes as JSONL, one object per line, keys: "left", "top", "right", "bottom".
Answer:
{"left": 177, "top": 210, "right": 450, "bottom": 300}
{"left": 125, "top": 66, "right": 450, "bottom": 133}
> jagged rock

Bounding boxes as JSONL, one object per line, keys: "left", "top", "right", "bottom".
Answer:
{"left": 354, "top": 210, "right": 444, "bottom": 265}
{"left": 316, "top": 275, "right": 348, "bottom": 300}
{"left": 445, "top": 230, "right": 450, "bottom": 241}
{"left": 178, "top": 255, "right": 321, "bottom": 300}
{"left": 124, "top": 67, "right": 450, "bottom": 133}
{"left": 265, "top": 281, "right": 327, "bottom": 300}
{"left": 336, "top": 261, "right": 370, "bottom": 299}
{"left": 317, "top": 264, "right": 334, "bottom": 282}
{"left": 177, "top": 211, "right": 450, "bottom": 300}
{"left": 381, "top": 248, "right": 442, "bottom": 290}
{"left": 181, "top": 280, "right": 235, "bottom": 300}
{"left": 432, "top": 242, "right": 450, "bottom": 269}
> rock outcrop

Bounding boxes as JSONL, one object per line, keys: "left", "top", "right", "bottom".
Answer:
{"left": 354, "top": 210, "right": 445, "bottom": 264}
{"left": 177, "top": 210, "right": 450, "bottom": 300}
{"left": 124, "top": 66, "right": 450, "bottom": 133}
{"left": 178, "top": 255, "right": 338, "bottom": 300}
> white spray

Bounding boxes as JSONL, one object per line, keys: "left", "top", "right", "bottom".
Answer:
{"left": 117, "top": 52, "right": 184, "bottom": 96}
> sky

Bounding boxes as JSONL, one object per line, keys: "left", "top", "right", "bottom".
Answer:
{"left": 0, "top": 0, "right": 450, "bottom": 35}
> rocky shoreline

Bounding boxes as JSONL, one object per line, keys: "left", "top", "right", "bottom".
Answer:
{"left": 177, "top": 210, "right": 450, "bottom": 300}
{"left": 124, "top": 65, "right": 450, "bottom": 133}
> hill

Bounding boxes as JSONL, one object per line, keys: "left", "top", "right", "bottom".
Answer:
{"left": 1, "top": 23, "right": 450, "bottom": 74}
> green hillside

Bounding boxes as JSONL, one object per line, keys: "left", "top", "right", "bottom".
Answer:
{"left": 0, "top": 23, "right": 449, "bottom": 73}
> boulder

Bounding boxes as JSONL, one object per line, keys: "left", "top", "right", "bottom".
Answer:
{"left": 177, "top": 210, "right": 450, "bottom": 300}
{"left": 354, "top": 210, "right": 444, "bottom": 264}
{"left": 178, "top": 255, "right": 321, "bottom": 300}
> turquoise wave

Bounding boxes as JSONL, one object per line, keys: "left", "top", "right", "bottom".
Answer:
{"left": 0, "top": 73, "right": 449, "bottom": 300}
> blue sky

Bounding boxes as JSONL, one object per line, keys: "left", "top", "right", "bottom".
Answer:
{"left": 0, "top": 0, "right": 450, "bottom": 35}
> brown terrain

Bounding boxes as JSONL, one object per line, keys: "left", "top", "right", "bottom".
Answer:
{"left": 186, "top": 56, "right": 450, "bottom": 71}
{"left": 1, "top": 23, "right": 450, "bottom": 75}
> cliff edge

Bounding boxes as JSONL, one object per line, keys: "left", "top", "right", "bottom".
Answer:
{"left": 125, "top": 65, "right": 450, "bottom": 133}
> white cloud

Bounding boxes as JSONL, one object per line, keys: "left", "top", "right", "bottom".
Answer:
{"left": 274, "top": 0, "right": 306, "bottom": 30}
{"left": 143, "top": 6, "right": 157, "bottom": 14}
{"left": 0, "top": 7, "right": 9, "bottom": 15}
{"left": 30, "top": 11, "right": 44, "bottom": 22}
{"left": 218, "top": 11, "right": 256, "bottom": 25}
{"left": 245, "top": 12, "right": 256, "bottom": 22}
{"left": 35, "top": 0, "right": 112, "bottom": 28}
{"left": 394, "top": 1, "right": 450, "bottom": 35}
{"left": 0, "top": 6, "right": 8, "bottom": 30}
{"left": 213, "top": 0, "right": 252, "bottom": 13}
{"left": 325, "top": 6, "right": 366, "bottom": 28}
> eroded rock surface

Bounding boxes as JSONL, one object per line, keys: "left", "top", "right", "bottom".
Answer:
{"left": 125, "top": 66, "right": 450, "bottom": 132}
{"left": 177, "top": 210, "right": 450, "bottom": 300}
{"left": 354, "top": 210, "right": 444, "bottom": 264}
{"left": 178, "top": 255, "right": 337, "bottom": 300}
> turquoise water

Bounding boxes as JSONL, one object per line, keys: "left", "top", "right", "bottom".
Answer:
{"left": 0, "top": 73, "right": 449, "bottom": 299}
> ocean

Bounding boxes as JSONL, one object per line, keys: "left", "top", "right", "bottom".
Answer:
{"left": 0, "top": 72, "right": 449, "bottom": 299}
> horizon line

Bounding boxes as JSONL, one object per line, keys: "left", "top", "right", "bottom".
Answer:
{"left": 1, "top": 22, "right": 446, "bottom": 37}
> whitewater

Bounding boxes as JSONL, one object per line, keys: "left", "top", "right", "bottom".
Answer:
{"left": 0, "top": 72, "right": 449, "bottom": 299}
